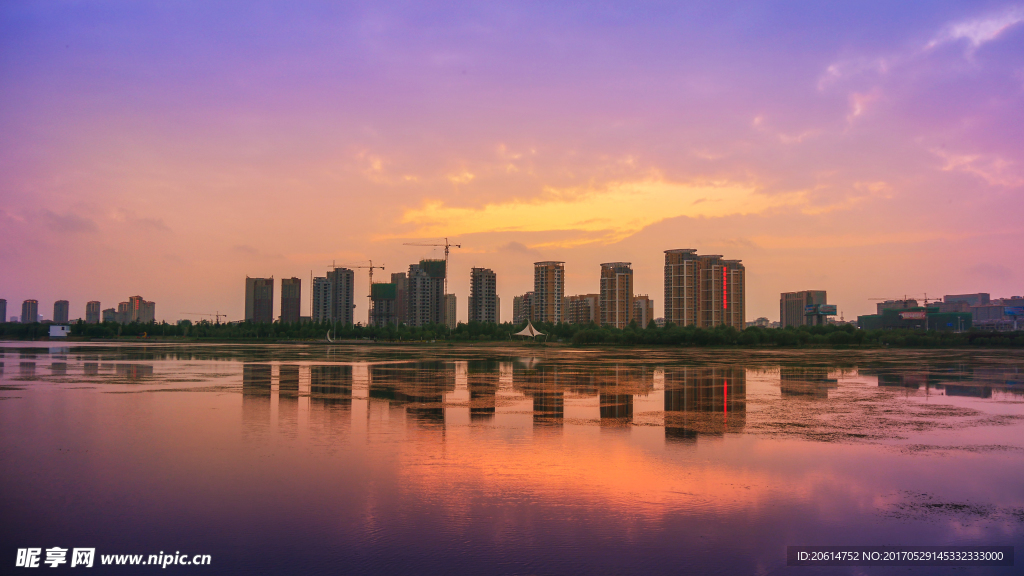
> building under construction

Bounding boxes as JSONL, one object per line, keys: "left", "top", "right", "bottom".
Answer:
{"left": 369, "top": 282, "right": 398, "bottom": 327}
{"left": 407, "top": 259, "right": 445, "bottom": 327}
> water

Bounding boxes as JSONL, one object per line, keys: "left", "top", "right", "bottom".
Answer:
{"left": 2, "top": 343, "right": 1023, "bottom": 574}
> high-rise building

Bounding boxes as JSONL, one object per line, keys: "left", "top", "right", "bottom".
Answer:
{"left": 780, "top": 291, "right": 828, "bottom": 328}
{"left": 102, "top": 308, "right": 116, "bottom": 323}
{"left": 53, "top": 300, "right": 70, "bottom": 324}
{"left": 21, "top": 300, "right": 38, "bottom": 324}
{"left": 369, "top": 283, "right": 398, "bottom": 326}
{"left": 663, "top": 249, "right": 745, "bottom": 330}
{"left": 664, "top": 249, "right": 699, "bottom": 327}
{"left": 129, "top": 295, "right": 156, "bottom": 323}
{"left": 468, "top": 267, "right": 498, "bottom": 324}
{"left": 533, "top": 261, "right": 564, "bottom": 324}
{"left": 327, "top": 267, "right": 356, "bottom": 326}
{"left": 0, "top": 299, "right": 6, "bottom": 324}
{"left": 391, "top": 272, "right": 409, "bottom": 325}
{"left": 245, "top": 277, "right": 275, "bottom": 323}
{"left": 444, "top": 294, "right": 457, "bottom": 330}
{"left": 600, "top": 262, "right": 634, "bottom": 328}
{"left": 513, "top": 292, "right": 534, "bottom": 324}
{"left": 407, "top": 260, "right": 445, "bottom": 327}
{"left": 116, "top": 302, "right": 131, "bottom": 324}
{"left": 280, "top": 277, "right": 301, "bottom": 323}
{"left": 566, "top": 294, "right": 600, "bottom": 325}
{"left": 113, "top": 296, "right": 155, "bottom": 324}
{"left": 312, "top": 277, "right": 332, "bottom": 323}
{"left": 633, "top": 295, "right": 654, "bottom": 327}
{"left": 85, "top": 301, "right": 100, "bottom": 324}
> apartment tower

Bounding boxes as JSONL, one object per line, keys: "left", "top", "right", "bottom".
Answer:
{"left": 513, "top": 292, "right": 534, "bottom": 324}
{"left": 21, "top": 299, "right": 38, "bottom": 323}
{"left": 664, "top": 249, "right": 745, "bottom": 330}
{"left": 391, "top": 272, "right": 409, "bottom": 325}
{"left": 407, "top": 260, "right": 445, "bottom": 327}
{"left": 444, "top": 294, "right": 457, "bottom": 330}
{"left": 532, "top": 261, "right": 564, "bottom": 324}
{"left": 327, "top": 267, "right": 356, "bottom": 326}
{"left": 468, "top": 268, "right": 498, "bottom": 324}
{"left": 312, "top": 277, "right": 332, "bottom": 323}
{"left": 245, "top": 277, "right": 275, "bottom": 323}
{"left": 566, "top": 294, "right": 600, "bottom": 325}
{"left": 600, "top": 262, "right": 634, "bottom": 328}
{"left": 53, "top": 300, "right": 69, "bottom": 324}
{"left": 85, "top": 301, "right": 101, "bottom": 324}
{"left": 633, "top": 295, "right": 654, "bottom": 327}
{"left": 0, "top": 300, "right": 6, "bottom": 324}
{"left": 280, "top": 277, "right": 302, "bottom": 323}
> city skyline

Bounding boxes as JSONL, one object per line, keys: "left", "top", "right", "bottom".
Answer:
{"left": 2, "top": 2, "right": 1022, "bottom": 322}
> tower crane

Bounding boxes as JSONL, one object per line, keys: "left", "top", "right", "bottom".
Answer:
{"left": 181, "top": 312, "right": 228, "bottom": 324}
{"left": 869, "top": 293, "right": 934, "bottom": 305}
{"left": 332, "top": 260, "right": 385, "bottom": 324}
{"left": 402, "top": 237, "right": 461, "bottom": 295}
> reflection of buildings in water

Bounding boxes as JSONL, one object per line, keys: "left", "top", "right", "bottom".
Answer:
{"left": 663, "top": 366, "right": 746, "bottom": 441}
{"left": 533, "top": 391, "right": 564, "bottom": 422}
{"left": 242, "top": 364, "right": 272, "bottom": 390}
{"left": 84, "top": 363, "right": 98, "bottom": 375}
{"left": 779, "top": 367, "right": 837, "bottom": 399}
{"left": 867, "top": 362, "right": 1016, "bottom": 397}
{"left": 310, "top": 365, "right": 353, "bottom": 408}
{"left": 241, "top": 363, "right": 273, "bottom": 433}
{"left": 600, "top": 394, "right": 633, "bottom": 422}
{"left": 467, "top": 360, "right": 499, "bottom": 421}
{"left": 943, "top": 385, "right": 993, "bottom": 398}
{"left": 368, "top": 361, "right": 453, "bottom": 429}
{"left": 115, "top": 364, "right": 154, "bottom": 379}
{"left": 50, "top": 363, "right": 67, "bottom": 376}
{"left": 279, "top": 365, "right": 300, "bottom": 391}
{"left": 20, "top": 362, "right": 35, "bottom": 376}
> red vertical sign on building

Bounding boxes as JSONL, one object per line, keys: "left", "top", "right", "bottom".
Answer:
{"left": 723, "top": 268, "right": 728, "bottom": 309}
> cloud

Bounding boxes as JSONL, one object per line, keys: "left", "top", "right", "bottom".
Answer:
{"left": 933, "top": 149, "right": 1024, "bottom": 187}
{"left": 109, "top": 209, "right": 171, "bottom": 232}
{"left": 447, "top": 170, "right": 475, "bottom": 184}
{"left": 396, "top": 174, "right": 804, "bottom": 247}
{"left": 966, "top": 263, "right": 1015, "bottom": 282}
{"left": 499, "top": 241, "right": 541, "bottom": 255}
{"left": 847, "top": 89, "right": 881, "bottom": 123}
{"left": 40, "top": 210, "right": 97, "bottom": 234}
{"left": 926, "top": 7, "right": 1024, "bottom": 51}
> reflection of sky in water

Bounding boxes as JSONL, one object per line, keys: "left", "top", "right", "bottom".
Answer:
{"left": 1, "top": 344, "right": 1023, "bottom": 575}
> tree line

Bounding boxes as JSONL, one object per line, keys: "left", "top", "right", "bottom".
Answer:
{"left": 1, "top": 319, "right": 1023, "bottom": 347}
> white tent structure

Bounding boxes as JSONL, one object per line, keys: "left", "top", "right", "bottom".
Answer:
{"left": 514, "top": 319, "right": 545, "bottom": 340}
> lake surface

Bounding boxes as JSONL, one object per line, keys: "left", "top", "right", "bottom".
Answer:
{"left": 2, "top": 343, "right": 1023, "bottom": 574}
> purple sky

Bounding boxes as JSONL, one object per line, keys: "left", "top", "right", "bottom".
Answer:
{"left": 1, "top": 1, "right": 1022, "bottom": 322}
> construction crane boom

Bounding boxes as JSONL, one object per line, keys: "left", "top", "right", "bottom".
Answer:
{"left": 330, "top": 260, "right": 385, "bottom": 324}
{"left": 181, "top": 312, "right": 228, "bottom": 324}
{"left": 402, "top": 237, "right": 461, "bottom": 296}
{"left": 869, "top": 293, "right": 934, "bottom": 305}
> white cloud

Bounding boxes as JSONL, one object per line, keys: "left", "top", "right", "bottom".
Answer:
{"left": 926, "top": 7, "right": 1024, "bottom": 51}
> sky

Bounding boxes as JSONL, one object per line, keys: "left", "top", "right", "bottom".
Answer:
{"left": 1, "top": 0, "right": 1022, "bottom": 323}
